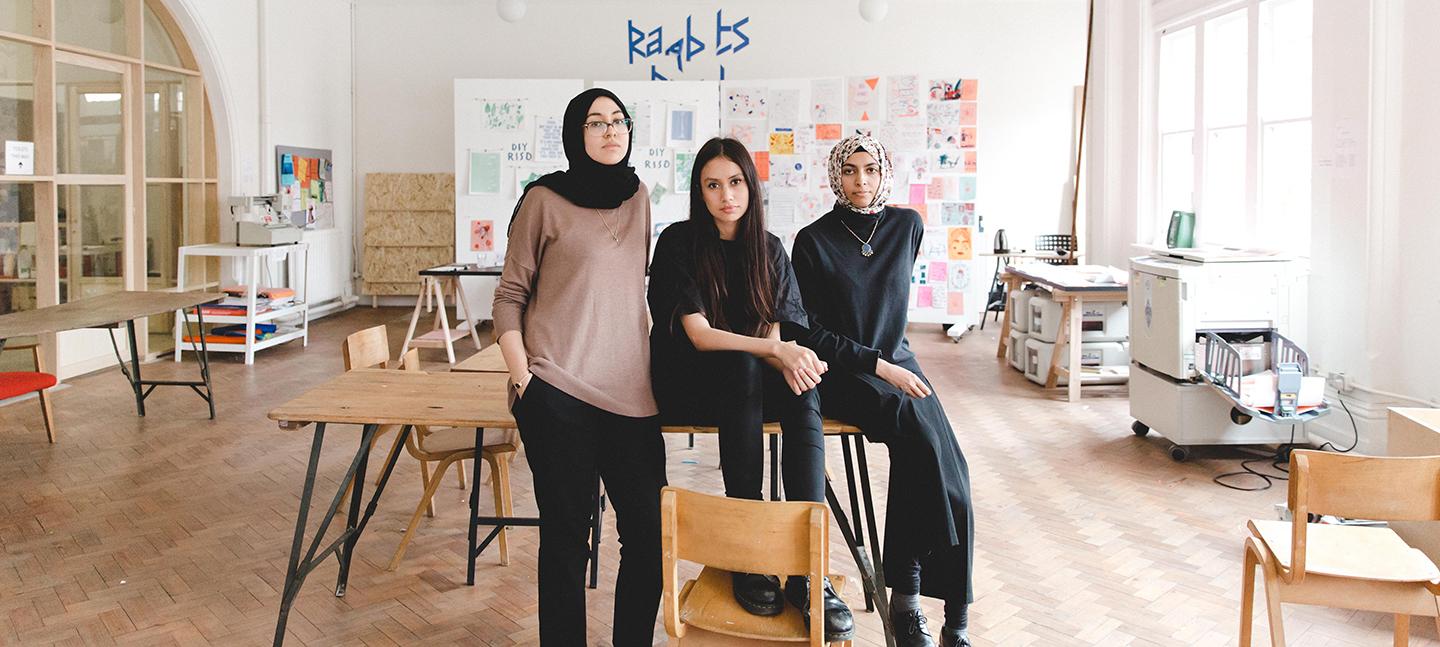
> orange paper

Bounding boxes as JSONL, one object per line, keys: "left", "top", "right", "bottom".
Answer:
{"left": 816, "top": 123, "right": 842, "bottom": 140}
{"left": 959, "top": 79, "right": 979, "bottom": 100}
{"left": 948, "top": 227, "right": 973, "bottom": 260}
{"left": 753, "top": 152, "right": 770, "bottom": 181}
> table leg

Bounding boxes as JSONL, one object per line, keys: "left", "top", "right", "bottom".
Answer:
{"left": 1068, "top": 295, "right": 1084, "bottom": 402}
{"left": 194, "top": 308, "right": 215, "bottom": 420}
{"left": 469, "top": 425, "right": 543, "bottom": 586}
{"left": 1045, "top": 297, "right": 1074, "bottom": 390}
{"left": 400, "top": 279, "right": 427, "bottom": 358}
{"left": 452, "top": 276, "right": 484, "bottom": 350}
{"left": 274, "top": 423, "right": 327, "bottom": 647}
{"left": 996, "top": 275, "right": 1019, "bottom": 359}
{"left": 841, "top": 438, "right": 864, "bottom": 551}
{"left": 336, "top": 430, "right": 372, "bottom": 597}
{"left": 852, "top": 435, "right": 895, "bottom": 646}
{"left": 769, "top": 434, "right": 780, "bottom": 501}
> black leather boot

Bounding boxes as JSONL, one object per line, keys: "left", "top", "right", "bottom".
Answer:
{"left": 892, "top": 607, "right": 937, "bottom": 647}
{"left": 940, "top": 626, "right": 972, "bottom": 647}
{"left": 731, "top": 572, "right": 783, "bottom": 616}
{"left": 783, "top": 576, "right": 856, "bottom": 642}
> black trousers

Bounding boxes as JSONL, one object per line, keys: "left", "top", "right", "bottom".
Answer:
{"left": 818, "top": 359, "right": 974, "bottom": 603}
{"left": 654, "top": 350, "right": 825, "bottom": 504}
{"left": 512, "top": 377, "right": 667, "bottom": 646}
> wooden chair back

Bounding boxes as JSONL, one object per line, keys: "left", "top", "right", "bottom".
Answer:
{"left": 342, "top": 325, "right": 390, "bottom": 371}
{"left": 661, "top": 486, "right": 829, "bottom": 644}
{"left": 1284, "top": 449, "right": 1440, "bottom": 582}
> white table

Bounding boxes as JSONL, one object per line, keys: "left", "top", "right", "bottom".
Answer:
{"left": 174, "top": 243, "right": 310, "bottom": 365}
{"left": 995, "top": 264, "right": 1129, "bottom": 402}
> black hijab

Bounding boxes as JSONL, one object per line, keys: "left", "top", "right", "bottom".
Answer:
{"left": 508, "top": 87, "right": 640, "bottom": 232}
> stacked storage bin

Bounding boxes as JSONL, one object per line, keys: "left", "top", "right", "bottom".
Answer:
{"left": 1006, "top": 287, "right": 1040, "bottom": 372}
{"left": 1022, "top": 293, "right": 1130, "bottom": 385}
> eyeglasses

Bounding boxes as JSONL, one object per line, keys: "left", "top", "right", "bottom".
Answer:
{"left": 583, "top": 118, "right": 633, "bottom": 136}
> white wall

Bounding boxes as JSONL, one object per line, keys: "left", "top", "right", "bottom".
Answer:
{"left": 354, "top": 0, "right": 1090, "bottom": 273}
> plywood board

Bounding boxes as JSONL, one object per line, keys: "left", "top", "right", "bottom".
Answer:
{"left": 366, "top": 173, "right": 454, "bottom": 211}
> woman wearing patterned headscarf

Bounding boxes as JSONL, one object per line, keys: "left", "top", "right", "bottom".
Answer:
{"left": 791, "top": 134, "right": 975, "bottom": 647}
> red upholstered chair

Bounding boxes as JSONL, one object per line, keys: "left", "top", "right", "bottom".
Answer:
{"left": 0, "top": 343, "right": 57, "bottom": 443}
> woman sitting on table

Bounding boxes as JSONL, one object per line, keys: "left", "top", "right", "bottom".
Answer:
{"left": 790, "top": 134, "right": 975, "bottom": 647}
{"left": 647, "top": 137, "right": 855, "bottom": 642}
{"left": 493, "top": 87, "right": 666, "bottom": 646}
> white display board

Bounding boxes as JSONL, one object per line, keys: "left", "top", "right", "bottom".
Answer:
{"left": 452, "top": 78, "right": 585, "bottom": 320}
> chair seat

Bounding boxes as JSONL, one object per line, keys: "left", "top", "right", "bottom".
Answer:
{"left": 0, "top": 372, "right": 57, "bottom": 399}
{"left": 678, "top": 566, "right": 847, "bottom": 641}
{"left": 1250, "top": 519, "right": 1440, "bottom": 583}
{"left": 417, "top": 426, "right": 517, "bottom": 455}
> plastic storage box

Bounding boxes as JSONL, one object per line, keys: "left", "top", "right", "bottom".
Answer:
{"left": 1024, "top": 338, "right": 1130, "bottom": 386}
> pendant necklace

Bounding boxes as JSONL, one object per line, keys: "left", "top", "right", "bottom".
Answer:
{"left": 594, "top": 208, "right": 621, "bottom": 243}
{"left": 840, "top": 216, "right": 881, "bottom": 257}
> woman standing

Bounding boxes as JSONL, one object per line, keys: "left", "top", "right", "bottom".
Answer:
{"left": 493, "top": 87, "right": 666, "bottom": 646}
{"left": 791, "top": 134, "right": 975, "bottom": 647}
{"left": 647, "top": 137, "right": 854, "bottom": 641}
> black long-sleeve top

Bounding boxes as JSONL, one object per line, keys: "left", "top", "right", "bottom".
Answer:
{"left": 790, "top": 205, "right": 925, "bottom": 374}
{"left": 647, "top": 220, "right": 808, "bottom": 359}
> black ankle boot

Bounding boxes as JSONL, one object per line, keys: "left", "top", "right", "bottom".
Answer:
{"left": 784, "top": 576, "right": 856, "bottom": 642}
{"left": 940, "top": 626, "right": 971, "bottom": 647}
{"left": 731, "top": 572, "right": 783, "bottom": 616}
{"left": 892, "top": 607, "right": 936, "bottom": 647}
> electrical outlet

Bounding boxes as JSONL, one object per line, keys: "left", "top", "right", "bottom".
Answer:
{"left": 1330, "top": 372, "right": 1349, "bottom": 393}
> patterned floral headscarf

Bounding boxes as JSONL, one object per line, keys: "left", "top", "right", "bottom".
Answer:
{"left": 826, "top": 134, "right": 894, "bottom": 215}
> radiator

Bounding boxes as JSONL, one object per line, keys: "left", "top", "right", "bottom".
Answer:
{"left": 300, "top": 227, "right": 351, "bottom": 308}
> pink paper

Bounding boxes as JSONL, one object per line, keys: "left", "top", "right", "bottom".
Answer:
{"left": 909, "top": 184, "right": 927, "bottom": 204}
{"left": 917, "top": 286, "right": 933, "bottom": 309}
{"left": 470, "top": 219, "right": 494, "bottom": 251}
{"left": 947, "top": 292, "right": 965, "bottom": 315}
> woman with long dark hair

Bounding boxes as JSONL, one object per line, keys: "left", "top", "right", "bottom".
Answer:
{"left": 791, "top": 134, "right": 975, "bottom": 647}
{"left": 493, "top": 87, "right": 666, "bottom": 646}
{"left": 647, "top": 137, "right": 854, "bottom": 641}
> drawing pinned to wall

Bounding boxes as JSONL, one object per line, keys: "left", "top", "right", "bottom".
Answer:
{"left": 674, "top": 151, "right": 696, "bottom": 194}
{"left": 810, "top": 78, "right": 843, "bottom": 123}
{"left": 960, "top": 127, "right": 977, "bottom": 149}
{"left": 769, "top": 129, "right": 795, "bottom": 155}
{"left": 752, "top": 151, "right": 769, "bottom": 180}
{"left": 468, "top": 150, "right": 502, "bottom": 195}
{"left": 886, "top": 75, "right": 921, "bottom": 120}
{"left": 949, "top": 262, "right": 970, "bottom": 291}
{"left": 957, "top": 176, "right": 977, "bottom": 201}
{"left": 958, "top": 202, "right": 976, "bottom": 226}
{"left": 927, "top": 101, "right": 961, "bottom": 149}
{"left": 769, "top": 155, "right": 807, "bottom": 189}
{"left": 879, "top": 121, "right": 926, "bottom": 152}
{"left": 470, "top": 219, "right": 495, "bottom": 252}
{"left": 514, "top": 165, "right": 547, "bottom": 198}
{"left": 948, "top": 226, "right": 973, "bottom": 260}
{"left": 923, "top": 227, "right": 947, "bottom": 258}
{"left": 959, "top": 79, "right": 979, "bottom": 100}
{"left": 481, "top": 99, "right": 525, "bottom": 130}
{"left": 725, "top": 87, "right": 767, "bottom": 119}
{"left": 947, "top": 292, "right": 964, "bottom": 315}
{"left": 964, "top": 150, "right": 977, "bottom": 173}
{"left": 908, "top": 184, "right": 926, "bottom": 204}
{"left": 846, "top": 76, "right": 880, "bottom": 121}
{"left": 959, "top": 102, "right": 978, "bottom": 126}
{"left": 932, "top": 150, "right": 961, "bottom": 171}
{"left": 650, "top": 182, "right": 669, "bottom": 205}
{"left": 793, "top": 125, "right": 816, "bottom": 154}
{"left": 668, "top": 105, "right": 696, "bottom": 148}
{"left": 928, "top": 78, "right": 962, "bottom": 101}
{"left": 629, "top": 101, "right": 656, "bottom": 147}
{"left": 768, "top": 88, "right": 800, "bottom": 129}
{"left": 535, "top": 116, "right": 565, "bottom": 162}
{"left": 724, "top": 120, "right": 762, "bottom": 150}
{"left": 768, "top": 189, "right": 798, "bottom": 228}
{"left": 797, "top": 192, "right": 828, "bottom": 222}
{"left": 940, "top": 202, "right": 962, "bottom": 225}
{"left": 916, "top": 285, "right": 933, "bottom": 308}
{"left": 815, "top": 123, "right": 843, "bottom": 143}
{"left": 927, "top": 175, "right": 959, "bottom": 201}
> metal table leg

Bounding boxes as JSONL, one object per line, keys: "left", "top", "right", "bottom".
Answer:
{"left": 468, "top": 427, "right": 542, "bottom": 586}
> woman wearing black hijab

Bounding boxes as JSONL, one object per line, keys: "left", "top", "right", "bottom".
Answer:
{"left": 493, "top": 87, "right": 665, "bottom": 646}
{"left": 791, "top": 134, "right": 974, "bottom": 647}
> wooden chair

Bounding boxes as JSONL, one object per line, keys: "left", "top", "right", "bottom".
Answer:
{"left": 0, "top": 343, "right": 57, "bottom": 443}
{"left": 1240, "top": 450, "right": 1440, "bottom": 646}
{"left": 661, "top": 486, "right": 851, "bottom": 646}
{"left": 387, "top": 347, "right": 518, "bottom": 570}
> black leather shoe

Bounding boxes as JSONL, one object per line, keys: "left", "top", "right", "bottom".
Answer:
{"left": 892, "top": 607, "right": 937, "bottom": 647}
{"left": 784, "top": 576, "right": 856, "bottom": 642}
{"left": 731, "top": 572, "right": 783, "bottom": 616}
{"left": 940, "top": 626, "right": 971, "bottom": 647}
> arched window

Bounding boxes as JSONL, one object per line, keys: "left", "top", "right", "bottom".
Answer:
{"left": 0, "top": 0, "right": 219, "bottom": 367}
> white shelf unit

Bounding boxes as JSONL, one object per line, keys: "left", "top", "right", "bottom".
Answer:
{"left": 173, "top": 242, "right": 310, "bottom": 365}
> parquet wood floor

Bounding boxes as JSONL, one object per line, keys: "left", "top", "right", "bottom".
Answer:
{"left": 0, "top": 308, "right": 1434, "bottom": 646}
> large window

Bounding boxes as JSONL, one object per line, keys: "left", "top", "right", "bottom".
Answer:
{"left": 0, "top": 0, "right": 219, "bottom": 366}
{"left": 1154, "top": 0, "right": 1312, "bottom": 254}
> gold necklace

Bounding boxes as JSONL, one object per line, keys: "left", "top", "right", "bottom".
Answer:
{"left": 840, "top": 216, "right": 881, "bottom": 257}
{"left": 594, "top": 207, "right": 621, "bottom": 242}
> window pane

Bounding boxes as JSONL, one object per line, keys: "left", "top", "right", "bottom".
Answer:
{"left": 144, "top": 3, "right": 184, "bottom": 68}
{"left": 1259, "top": 120, "right": 1310, "bottom": 254}
{"left": 57, "top": 184, "right": 124, "bottom": 303}
{"left": 1204, "top": 9, "right": 1248, "bottom": 128}
{"left": 1260, "top": 0, "right": 1312, "bottom": 122}
{"left": 146, "top": 182, "right": 186, "bottom": 352}
{"left": 0, "top": 40, "right": 36, "bottom": 172}
{"left": 145, "top": 68, "right": 189, "bottom": 178}
{"left": 56, "top": 0, "right": 129, "bottom": 56}
{"left": 0, "top": 1, "right": 35, "bottom": 37}
{"left": 1201, "top": 126, "right": 1247, "bottom": 244}
{"left": 0, "top": 183, "right": 37, "bottom": 313}
{"left": 1158, "top": 26, "right": 1196, "bottom": 133}
{"left": 57, "top": 62, "right": 126, "bottom": 175}
{"left": 1159, "top": 132, "right": 1195, "bottom": 229}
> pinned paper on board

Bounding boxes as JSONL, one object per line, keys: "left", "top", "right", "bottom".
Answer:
{"left": 933, "top": 150, "right": 961, "bottom": 171}
{"left": 482, "top": 100, "right": 525, "bottom": 130}
{"left": 815, "top": 123, "right": 843, "bottom": 142}
{"left": 650, "top": 182, "right": 669, "bottom": 205}
{"left": 725, "top": 120, "right": 763, "bottom": 150}
{"left": 964, "top": 150, "right": 978, "bottom": 173}
{"left": 927, "top": 101, "right": 962, "bottom": 149}
{"left": 948, "top": 226, "right": 973, "bottom": 260}
{"left": 949, "top": 263, "right": 971, "bottom": 291}
{"left": 928, "top": 261, "right": 948, "bottom": 287}
{"left": 959, "top": 102, "right": 978, "bottom": 126}
{"left": 932, "top": 286, "right": 948, "bottom": 312}
{"left": 769, "top": 189, "right": 798, "bottom": 227}
{"left": 928, "top": 78, "right": 962, "bottom": 101}
{"left": 674, "top": 152, "right": 697, "bottom": 194}
{"left": 769, "top": 129, "right": 796, "bottom": 155}
{"left": 515, "top": 166, "right": 547, "bottom": 198}
{"left": 947, "top": 292, "right": 964, "bottom": 315}
{"left": 630, "top": 101, "right": 656, "bottom": 148}
{"left": 958, "top": 202, "right": 976, "bottom": 226}
{"left": 768, "top": 89, "right": 800, "bottom": 129}
{"left": 753, "top": 151, "right": 770, "bottom": 181}
{"left": 468, "top": 151, "right": 502, "bottom": 195}
{"left": 535, "top": 116, "right": 564, "bottom": 161}
{"left": 886, "top": 75, "right": 921, "bottom": 120}
{"left": 810, "top": 78, "right": 843, "bottom": 122}
{"left": 770, "top": 155, "right": 807, "bottom": 189}
{"left": 846, "top": 76, "right": 880, "bottom": 122}
{"left": 909, "top": 184, "right": 927, "bottom": 204}
{"left": 959, "top": 79, "right": 979, "bottom": 100}
{"left": 726, "top": 88, "right": 768, "bottom": 119}
{"left": 940, "top": 202, "right": 963, "bottom": 226}
{"left": 923, "top": 228, "right": 947, "bottom": 258}
{"left": 668, "top": 106, "right": 696, "bottom": 148}
{"left": 960, "top": 127, "right": 977, "bottom": 149}
{"left": 916, "top": 285, "right": 933, "bottom": 309}
{"left": 957, "top": 176, "right": 977, "bottom": 201}
{"left": 470, "top": 219, "right": 495, "bottom": 252}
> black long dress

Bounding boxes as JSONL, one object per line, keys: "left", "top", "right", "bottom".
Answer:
{"left": 790, "top": 205, "right": 974, "bottom": 602}
{"left": 648, "top": 220, "right": 826, "bottom": 504}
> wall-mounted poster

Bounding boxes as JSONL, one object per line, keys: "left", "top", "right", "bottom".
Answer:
{"left": 275, "top": 145, "right": 334, "bottom": 229}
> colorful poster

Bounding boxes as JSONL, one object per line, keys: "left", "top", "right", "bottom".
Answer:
{"left": 724, "top": 120, "right": 763, "bottom": 150}
{"left": 482, "top": 100, "right": 525, "bottom": 130}
{"left": 725, "top": 87, "right": 768, "bottom": 119}
{"left": 674, "top": 152, "right": 696, "bottom": 194}
{"left": 515, "top": 165, "right": 546, "bottom": 198}
{"left": 769, "top": 129, "right": 796, "bottom": 155}
{"left": 668, "top": 106, "right": 696, "bottom": 148}
{"left": 847, "top": 76, "right": 881, "bottom": 122}
{"left": 964, "top": 150, "right": 978, "bottom": 173}
{"left": 948, "top": 227, "right": 974, "bottom": 260}
{"left": 770, "top": 155, "right": 807, "bottom": 189}
{"left": 815, "top": 123, "right": 843, "bottom": 142}
{"left": 468, "top": 151, "right": 501, "bottom": 195}
{"left": 932, "top": 150, "right": 961, "bottom": 171}
{"left": 960, "top": 127, "right": 978, "bottom": 149}
{"left": 535, "top": 116, "right": 564, "bottom": 162}
{"left": 470, "top": 219, "right": 494, "bottom": 252}
{"left": 909, "top": 184, "right": 927, "bottom": 204}
{"left": 940, "top": 202, "right": 963, "bottom": 226}
{"left": 886, "top": 75, "right": 921, "bottom": 120}
{"left": 958, "top": 203, "right": 976, "bottom": 227}
{"left": 928, "top": 78, "right": 962, "bottom": 101}
{"left": 957, "top": 176, "right": 977, "bottom": 201}
{"left": 768, "top": 89, "right": 800, "bottom": 129}
{"left": 753, "top": 151, "right": 770, "bottom": 181}
{"left": 927, "top": 101, "right": 962, "bottom": 149}
{"left": 810, "top": 78, "right": 843, "bottom": 123}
